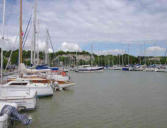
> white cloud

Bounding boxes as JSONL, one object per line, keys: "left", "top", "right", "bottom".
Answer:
{"left": 48, "top": 48, "right": 53, "bottom": 53}
{"left": 3, "top": 0, "right": 167, "bottom": 44}
{"left": 146, "top": 46, "right": 166, "bottom": 56}
{"left": 96, "top": 49, "right": 125, "bottom": 55}
{"left": 1, "top": 0, "right": 167, "bottom": 55}
{"left": 60, "top": 42, "right": 81, "bottom": 52}
{"left": 0, "top": 36, "right": 18, "bottom": 50}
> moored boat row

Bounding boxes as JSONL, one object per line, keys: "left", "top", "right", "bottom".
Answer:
{"left": 0, "top": 64, "right": 76, "bottom": 127}
{"left": 109, "top": 64, "right": 167, "bottom": 72}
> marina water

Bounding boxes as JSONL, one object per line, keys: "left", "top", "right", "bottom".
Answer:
{"left": 17, "top": 71, "right": 167, "bottom": 128}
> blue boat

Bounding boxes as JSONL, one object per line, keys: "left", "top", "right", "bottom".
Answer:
{"left": 122, "top": 67, "right": 129, "bottom": 71}
{"left": 36, "top": 65, "right": 59, "bottom": 71}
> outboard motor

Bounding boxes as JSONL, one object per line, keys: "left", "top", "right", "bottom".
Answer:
{"left": 53, "top": 81, "right": 59, "bottom": 91}
{"left": 0, "top": 105, "right": 32, "bottom": 125}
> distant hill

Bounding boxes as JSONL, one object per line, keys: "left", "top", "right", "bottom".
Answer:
{"left": 1, "top": 49, "right": 167, "bottom": 68}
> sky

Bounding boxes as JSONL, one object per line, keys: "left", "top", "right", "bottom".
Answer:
{"left": 0, "top": 0, "right": 167, "bottom": 56}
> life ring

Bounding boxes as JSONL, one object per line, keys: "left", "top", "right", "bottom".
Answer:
{"left": 61, "top": 71, "right": 66, "bottom": 76}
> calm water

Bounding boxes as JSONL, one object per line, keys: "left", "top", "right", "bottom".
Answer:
{"left": 17, "top": 71, "right": 167, "bottom": 128}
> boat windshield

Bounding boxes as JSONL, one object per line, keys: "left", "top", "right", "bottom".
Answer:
{"left": 9, "top": 82, "right": 28, "bottom": 86}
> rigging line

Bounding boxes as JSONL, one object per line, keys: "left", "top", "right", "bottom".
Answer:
{"left": 5, "top": 15, "right": 32, "bottom": 71}
{"left": 4, "top": 34, "right": 19, "bottom": 72}
{"left": 4, "top": 13, "right": 32, "bottom": 72}
{"left": 47, "top": 30, "right": 55, "bottom": 53}
{"left": 22, "top": 15, "right": 32, "bottom": 47}
{"left": 23, "top": 19, "right": 32, "bottom": 48}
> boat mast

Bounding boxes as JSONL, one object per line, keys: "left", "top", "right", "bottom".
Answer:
{"left": 122, "top": 50, "right": 124, "bottom": 66}
{"left": 75, "top": 50, "right": 78, "bottom": 67}
{"left": 128, "top": 44, "right": 130, "bottom": 65}
{"left": 32, "top": 0, "right": 37, "bottom": 65}
{"left": 144, "top": 43, "right": 146, "bottom": 65}
{"left": 1, "top": 0, "right": 6, "bottom": 83}
{"left": 19, "top": 0, "right": 23, "bottom": 64}
{"left": 2, "top": 0, "right": 6, "bottom": 39}
{"left": 45, "top": 29, "right": 49, "bottom": 65}
{"left": 36, "top": 19, "right": 39, "bottom": 65}
{"left": 90, "top": 44, "right": 93, "bottom": 66}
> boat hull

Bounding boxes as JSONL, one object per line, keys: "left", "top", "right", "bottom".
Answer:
{"left": 0, "top": 88, "right": 37, "bottom": 110}
{"left": 55, "top": 81, "right": 75, "bottom": 91}
{"left": 47, "top": 74, "right": 69, "bottom": 81}
{"left": 32, "top": 86, "right": 53, "bottom": 97}
{"left": 0, "top": 98, "right": 36, "bottom": 111}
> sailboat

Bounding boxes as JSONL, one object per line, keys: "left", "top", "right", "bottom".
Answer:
{"left": 18, "top": 63, "right": 75, "bottom": 91}
{"left": 45, "top": 71, "right": 75, "bottom": 91}
{"left": 5, "top": 0, "right": 54, "bottom": 96}
{"left": 75, "top": 45, "right": 104, "bottom": 72}
{"left": 28, "top": 28, "right": 75, "bottom": 91}
{"left": 0, "top": 0, "right": 37, "bottom": 111}
{"left": 0, "top": 87, "right": 36, "bottom": 110}
{"left": 76, "top": 65, "right": 104, "bottom": 72}
{"left": 6, "top": 73, "right": 53, "bottom": 97}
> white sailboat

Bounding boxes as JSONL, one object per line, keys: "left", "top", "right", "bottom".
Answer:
{"left": 0, "top": 87, "right": 36, "bottom": 110}
{"left": 76, "top": 65, "right": 104, "bottom": 72}
{"left": 6, "top": 75, "right": 53, "bottom": 97}
{"left": 43, "top": 70, "right": 75, "bottom": 90}
{"left": 0, "top": 0, "right": 37, "bottom": 111}
{"left": 33, "top": 29, "right": 75, "bottom": 91}
{"left": 75, "top": 45, "right": 104, "bottom": 73}
{"left": 19, "top": 64, "right": 74, "bottom": 91}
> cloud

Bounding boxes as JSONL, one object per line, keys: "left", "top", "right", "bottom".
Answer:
{"left": 1, "top": 0, "right": 167, "bottom": 55}
{"left": 48, "top": 48, "right": 53, "bottom": 53}
{"left": 96, "top": 49, "right": 125, "bottom": 55}
{"left": 146, "top": 46, "right": 166, "bottom": 56}
{"left": 0, "top": 36, "right": 18, "bottom": 50}
{"left": 60, "top": 42, "right": 81, "bottom": 52}
{"left": 3, "top": 0, "right": 167, "bottom": 43}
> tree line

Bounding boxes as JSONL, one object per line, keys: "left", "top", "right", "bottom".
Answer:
{"left": 0, "top": 49, "right": 167, "bottom": 68}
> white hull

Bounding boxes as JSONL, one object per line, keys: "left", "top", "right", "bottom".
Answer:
{"left": 3, "top": 80, "right": 54, "bottom": 97}
{"left": 47, "top": 74, "right": 69, "bottom": 81}
{"left": 144, "top": 68, "right": 157, "bottom": 72}
{"left": 77, "top": 69, "right": 104, "bottom": 73}
{"left": 0, "top": 97, "right": 36, "bottom": 111}
{"left": 0, "top": 88, "right": 37, "bottom": 110}
{"left": 156, "top": 68, "right": 167, "bottom": 72}
{"left": 55, "top": 82, "right": 75, "bottom": 91}
{"left": 76, "top": 66, "right": 104, "bottom": 73}
{"left": 111, "top": 66, "right": 122, "bottom": 70}
{"left": 31, "top": 86, "right": 53, "bottom": 97}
